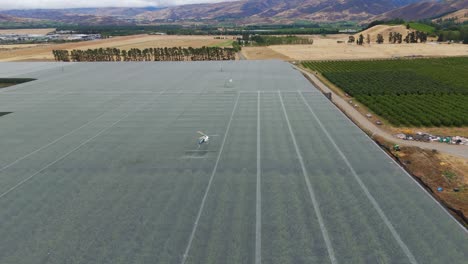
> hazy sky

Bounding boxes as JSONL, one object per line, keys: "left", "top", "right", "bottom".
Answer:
{"left": 0, "top": 0, "right": 235, "bottom": 9}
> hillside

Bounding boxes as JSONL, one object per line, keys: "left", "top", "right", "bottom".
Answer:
{"left": 138, "top": 0, "right": 425, "bottom": 23}
{"left": 0, "top": 14, "right": 40, "bottom": 23}
{"left": 58, "top": 7, "right": 163, "bottom": 17}
{"left": 2, "top": 0, "right": 464, "bottom": 25}
{"left": 433, "top": 8, "right": 468, "bottom": 23}
{"left": 0, "top": 8, "right": 158, "bottom": 19}
{"left": 363, "top": 0, "right": 468, "bottom": 23}
{"left": 0, "top": 9, "right": 141, "bottom": 25}
{"left": 355, "top": 24, "right": 413, "bottom": 42}
{"left": 0, "top": 13, "right": 55, "bottom": 27}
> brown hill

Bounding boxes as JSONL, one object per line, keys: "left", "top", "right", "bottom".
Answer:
{"left": 0, "top": 13, "right": 41, "bottom": 23}
{"left": 363, "top": 0, "right": 468, "bottom": 23}
{"left": 4, "top": 0, "right": 456, "bottom": 25}
{"left": 0, "top": 9, "right": 136, "bottom": 25}
{"left": 138, "top": 0, "right": 425, "bottom": 23}
{"left": 49, "top": 7, "right": 163, "bottom": 18}
{"left": 433, "top": 8, "right": 468, "bottom": 23}
{"left": 355, "top": 25, "right": 413, "bottom": 42}
{"left": 70, "top": 15, "right": 134, "bottom": 26}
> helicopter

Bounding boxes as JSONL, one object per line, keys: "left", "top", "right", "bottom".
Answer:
{"left": 197, "top": 131, "right": 210, "bottom": 146}
{"left": 197, "top": 131, "right": 220, "bottom": 147}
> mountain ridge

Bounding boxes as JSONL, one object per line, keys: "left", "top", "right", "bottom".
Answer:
{"left": 137, "top": 0, "right": 425, "bottom": 23}
{"left": 0, "top": 7, "right": 165, "bottom": 25}
{"left": 363, "top": 0, "right": 468, "bottom": 23}
{"left": 1, "top": 1, "right": 467, "bottom": 25}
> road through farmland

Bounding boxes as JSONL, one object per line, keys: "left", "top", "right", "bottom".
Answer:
{"left": 297, "top": 66, "right": 468, "bottom": 159}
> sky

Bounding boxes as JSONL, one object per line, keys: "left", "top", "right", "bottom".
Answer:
{"left": 0, "top": 0, "right": 235, "bottom": 10}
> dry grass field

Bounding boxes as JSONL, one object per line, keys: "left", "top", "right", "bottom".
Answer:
{"left": 0, "top": 44, "right": 49, "bottom": 50}
{"left": 0, "top": 34, "right": 234, "bottom": 61}
{"left": 371, "top": 135, "right": 468, "bottom": 226}
{"left": 355, "top": 25, "right": 411, "bottom": 42}
{"left": 241, "top": 31, "right": 468, "bottom": 61}
{"left": 3, "top": 30, "right": 466, "bottom": 62}
{"left": 241, "top": 46, "right": 292, "bottom": 60}
{"left": 270, "top": 41, "right": 468, "bottom": 60}
{"left": 0, "top": 28, "right": 56, "bottom": 35}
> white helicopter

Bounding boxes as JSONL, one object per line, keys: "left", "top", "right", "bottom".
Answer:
{"left": 197, "top": 131, "right": 210, "bottom": 146}
{"left": 197, "top": 131, "right": 219, "bottom": 147}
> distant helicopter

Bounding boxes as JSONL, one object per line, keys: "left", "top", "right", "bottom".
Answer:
{"left": 197, "top": 131, "right": 219, "bottom": 147}
{"left": 197, "top": 131, "right": 210, "bottom": 146}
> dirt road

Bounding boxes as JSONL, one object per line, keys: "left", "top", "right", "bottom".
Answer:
{"left": 296, "top": 66, "right": 468, "bottom": 159}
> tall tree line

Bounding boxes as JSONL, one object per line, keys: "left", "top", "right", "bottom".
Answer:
{"left": 404, "top": 31, "right": 428, "bottom": 43}
{"left": 389, "top": 31, "right": 428, "bottom": 44}
{"left": 389, "top": 32, "right": 403, "bottom": 43}
{"left": 52, "top": 47, "right": 237, "bottom": 62}
{"left": 52, "top": 50, "right": 71, "bottom": 62}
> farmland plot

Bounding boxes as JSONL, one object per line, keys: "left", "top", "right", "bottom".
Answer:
{"left": 302, "top": 57, "right": 468, "bottom": 127}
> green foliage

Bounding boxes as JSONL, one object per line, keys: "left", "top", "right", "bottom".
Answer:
{"left": 376, "top": 34, "right": 384, "bottom": 44}
{"left": 437, "top": 25, "right": 468, "bottom": 43}
{"left": 250, "top": 35, "right": 313, "bottom": 46}
{"left": 354, "top": 95, "right": 468, "bottom": 127}
{"left": 389, "top": 32, "right": 403, "bottom": 43}
{"left": 302, "top": 58, "right": 468, "bottom": 127}
{"left": 464, "top": 26, "right": 468, "bottom": 44}
{"left": 322, "top": 71, "right": 466, "bottom": 96}
{"left": 53, "top": 47, "right": 237, "bottom": 62}
{"left": 408, "top": 22, "right": 435, "bottom": 34}
{"left": 443, "top": 170, "right": 457, "bottom": 181}
{"left": 211, "top": 39, "right": 234, "bottom": 48}
{"left": 232, "top": 41, "right": 242, "bottom": 52}
{"left": 55, "top": 23, "right": 349, "bottom": 37}
{"left": 357, "top": 34, "right": 364, "bottom": 45}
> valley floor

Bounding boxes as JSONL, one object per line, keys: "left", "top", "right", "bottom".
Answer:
{"left": 242, "top": 37, "right": 468, "bottom": 61}
{"left": 0, "top": 34, "right": 234, "bottom": 62}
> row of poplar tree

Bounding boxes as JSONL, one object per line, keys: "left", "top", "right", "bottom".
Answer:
{"left": 52, "top": 47, "right": 237, "bottom": 62}
{"left": 349, "top": 31, "right": 428, "bottom": 45}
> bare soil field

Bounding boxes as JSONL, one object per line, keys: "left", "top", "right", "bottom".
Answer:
{"left": 243, "top": 34, "right": 468, "bottom": 61}
{"left": 0, "top": 35, "right": 233, "bottom": 61}
{"left": 0, "top": 28, "right": 55, "bottom": 35}
{"left": 378, "top": 140, "right": 468, "bottom": 227}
